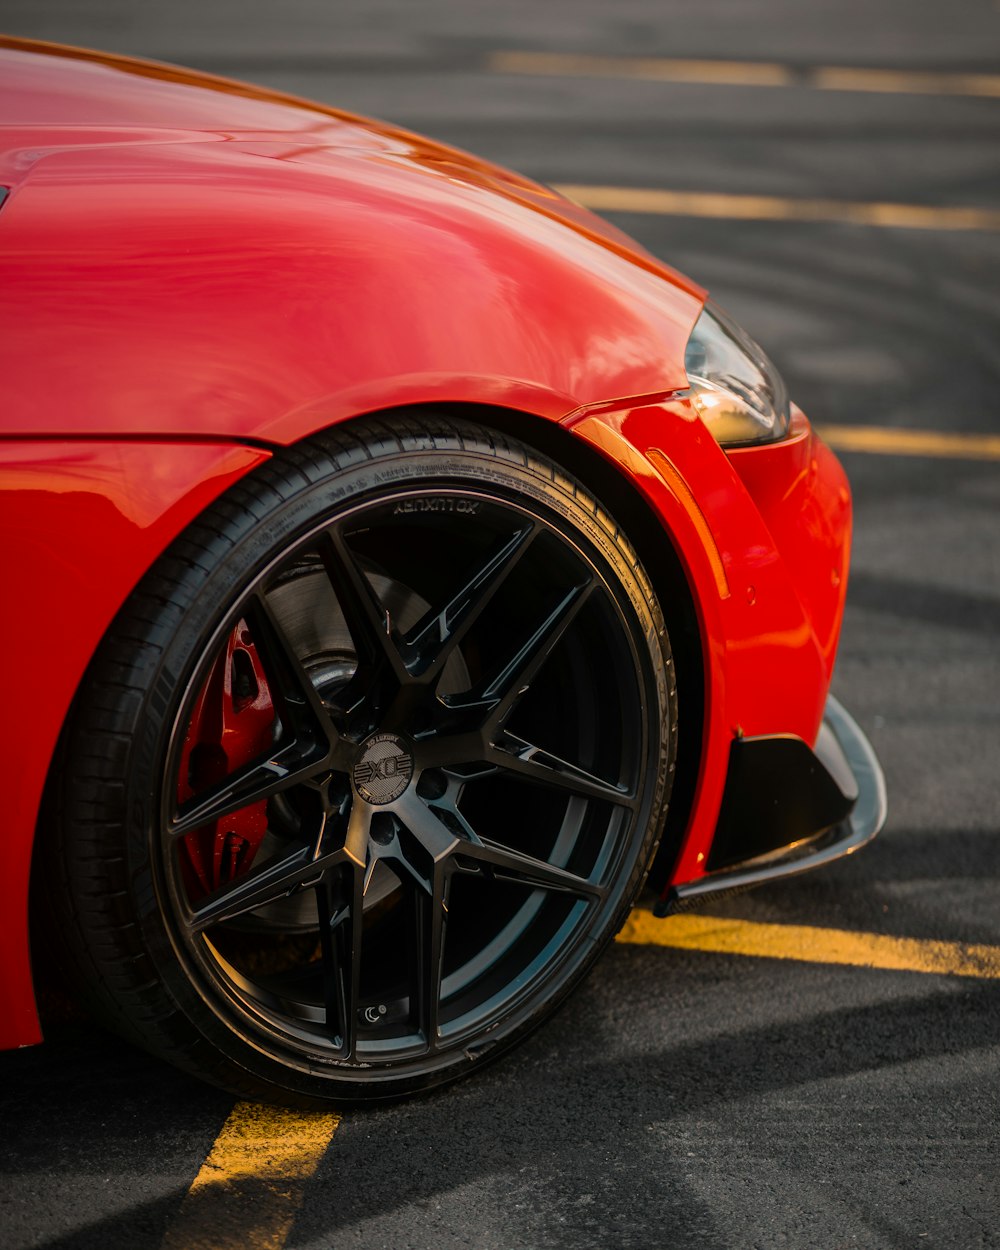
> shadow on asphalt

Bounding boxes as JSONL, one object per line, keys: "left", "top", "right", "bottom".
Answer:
{"left": 7, "top": 971, "right": 997, "bottom": 1249}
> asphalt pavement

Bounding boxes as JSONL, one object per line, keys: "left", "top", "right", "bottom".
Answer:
{"left": 1, "top": 1, "right": 998, "bottom": 1247}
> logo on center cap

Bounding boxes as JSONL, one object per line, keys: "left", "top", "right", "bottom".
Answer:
{"left": 353, "top": 734, "right": 414, "bottom": 805}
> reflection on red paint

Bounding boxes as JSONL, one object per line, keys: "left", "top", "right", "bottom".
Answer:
{"left": 0, "top": 440, "right": 268, "bottom": 1050}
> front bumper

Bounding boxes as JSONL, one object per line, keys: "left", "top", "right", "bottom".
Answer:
{"left": 655, "top": 695, "right": 887, "bottom": 915}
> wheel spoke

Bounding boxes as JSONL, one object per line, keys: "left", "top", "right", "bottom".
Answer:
{"left": 169, "top": 740, "right": 330, "bottom": 840}
{"left": 414, "top": 863, "right": 449, "bottom": 1048}
{"left": 171, "top": 589, "right": 342, "bottom": 840}
{"left": 317, "top": 865, "right": 364, "bottom": 1055}
{"left": 318, "top": 529, "right": 410, "bottom": 686}
{"left": 488, "top": 733, "right": 637, "bottom": 808}
{"left": 458, "top": 837, "right": 606, "bottom": 900}
{"left": 342, "top": 798, "right": 373, "bottom": 867}
{"left": 188, "top": 840, "right": 330, "bottom": 932}
{"left": 402, "top": 523, "right": 536, "bottom": 680}
{"left": 486, "top": 579, "right": 594, "bottom": 706}
{"left": 244, "top": 591, "right": 338, "bottom": 748}
{"left": 426, "top": 800, "right": 483, "bottom": 847}
{"left": 440, "top": 580, "right": 595, "bottom": 730}
{"left": 186, "top": 798, "right": 364, "bottom": 931}
{"left": 395, "top": 793, "right": 462, "bottom": 862}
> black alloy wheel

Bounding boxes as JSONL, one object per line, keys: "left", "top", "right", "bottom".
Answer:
{"left": 50, "top": 415, "right": 677, "bottom": 1105}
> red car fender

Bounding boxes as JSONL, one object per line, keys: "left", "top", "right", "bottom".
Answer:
{"left": 566, "top": 399, "right": 849, "bottom": 887}
{"left": 0, "top": 440, "right": 270, "bottom": 1049}
{"left": 726, "top": 415, "right": 853, "bottom": 675}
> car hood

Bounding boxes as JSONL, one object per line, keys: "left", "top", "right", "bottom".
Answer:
{"left": 0, "top": 37, "right": 699, "bottom": 297}
{"left": 0, "top": 38, "right": 705, "bottom": 442}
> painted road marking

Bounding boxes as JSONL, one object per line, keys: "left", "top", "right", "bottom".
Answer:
{"left": 492, "top": 51, "right": 794, "bottom": 88}
{"left": 818, "top": 424, "right": 1000, "bottom": 461}
{"left": 489, "top": 51, "right": 1000, "bottom": 100}
{"left": 617, "top": 911, "right": 1000, "bottom": 979}
{"left": 553, "top": 184, "right": 1000, "bottom": 233}
{"left": 814, "top": 64, "right": 1000, "bottom": 97}
{"left": 160, "top": 1102, "right": 339, "bottom": 1250}
{"left": 158, "top": 915, "right": 997, "bottom": 1250}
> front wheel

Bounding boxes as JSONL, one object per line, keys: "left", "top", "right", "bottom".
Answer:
{"left": 50, "top": 414, "right": 677, "bottom": 1104}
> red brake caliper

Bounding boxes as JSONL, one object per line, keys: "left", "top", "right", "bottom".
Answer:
{"left": 177, "top": 620, "right": 277, "bottom": 898}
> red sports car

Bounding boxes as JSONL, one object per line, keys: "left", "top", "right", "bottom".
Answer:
{"left": 0, "top": 38, "right": 885, "bottom": 1104}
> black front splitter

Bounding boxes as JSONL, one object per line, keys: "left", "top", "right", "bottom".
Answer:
{"left": 655, "top": 695, "right": 887, "bottom": 917}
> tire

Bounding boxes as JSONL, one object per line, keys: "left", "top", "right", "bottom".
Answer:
{"left": 49, "top": 413, "right": 677, "bottom": 1105}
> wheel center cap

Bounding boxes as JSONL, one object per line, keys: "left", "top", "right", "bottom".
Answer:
{"left": 353, "top": 733, "right": 414, "bottom": 805}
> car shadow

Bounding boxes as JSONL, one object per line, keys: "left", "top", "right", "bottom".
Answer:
{"left": 6, "top": 955, "right": 997, "bottom": 1250}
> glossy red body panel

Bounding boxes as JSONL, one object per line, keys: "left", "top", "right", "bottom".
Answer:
{"left": 566, "top": 401, "right": 850, "bottom": 886}
{"left": 0, "top": 40, "right": 854, "bottom": 1049}
{"left": 0, "top": 441, "right": 269, "bottom": 1049}
{"left": 0, "top": 40, "right": 703, "bottom": 445}
{"left": 726, "top": 408, "right": 852, "bottom": 676}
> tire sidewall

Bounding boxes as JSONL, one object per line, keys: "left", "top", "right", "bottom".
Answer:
{"left": 100, "top": 419, "right": 675, "bottom": 1102}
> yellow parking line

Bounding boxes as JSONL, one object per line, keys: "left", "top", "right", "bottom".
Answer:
{"left": 810, "top": 65, "right": 1000, "bottom": 98}
{"left": 160, "top": 1102, "right": 339, "bottom": 1250}
{"left": 818, "top": 424, "right": 1000, "bottom": 461}
{"left": 617, "top": 911, "right": 1000, "bottom": 979}
{"left": 489, "top": 50, "right": 1000, "bottom": 99}
{"left": 490, "top": 51, "right": 795, "bottom": 88}
{"left": 554, "top": 183, "right": 1000, "bottom": 233}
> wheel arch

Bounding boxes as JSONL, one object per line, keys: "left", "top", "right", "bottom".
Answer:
{"left": 22, "top": 399, "right": 703, "bottom": 1045}
{"left": 34, "top": 409, "right": 683, "bottom": 1100}
{"left": 317, "top": 398, "right": 706, "bottom": 891}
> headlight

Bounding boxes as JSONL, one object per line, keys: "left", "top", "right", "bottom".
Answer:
{"left": 683, "top": 300, "right": 790, "bottom": 446}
